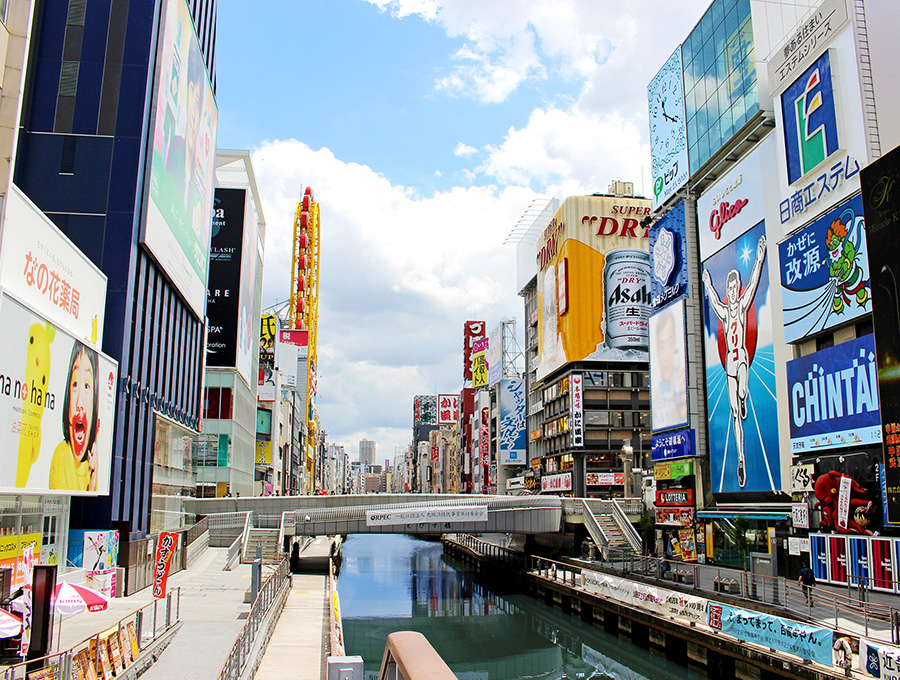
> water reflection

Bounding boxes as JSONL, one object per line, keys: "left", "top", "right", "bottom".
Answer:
{"left": 339, "top": 534, "right": 703, "bottom": 680}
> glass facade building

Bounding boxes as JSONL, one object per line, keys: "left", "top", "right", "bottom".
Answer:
{"left": 683, "top": 0, "right": 759, "bottom": 174}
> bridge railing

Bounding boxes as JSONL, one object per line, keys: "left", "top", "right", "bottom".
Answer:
{"left": 610, "top": 499, "right": 642, "bottom": 552}
{"left": 225, "top": 512, "right": 252, "bottom": 571}
{"left": 378, "top": 631, "right": 455, "bottom": 680}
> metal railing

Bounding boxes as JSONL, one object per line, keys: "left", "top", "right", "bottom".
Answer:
{"left": 578, "top": 500, "right": 610, "bottom": 552}
{"left": 1, "top": 588, "right": 181, "bottom": 680}
{"left": 225, "top": 513, "right": 252, "bottom": 571}
{"left": 378, "top": 631, "right": 455, "bottom": 680}
{"left": 277, "top": 511, "right": 292, "bottom": 559}
{"left": 327, "top": 556, "right": 345, "bottom": 657}
{"left": 447, "top": 534, "right": 900, "bottom": 645}
{"left": 216, "top": 558, "right": 291, "bottom": 680}
{"left": 610, "top": 499, "right": 642, "bottom": 552}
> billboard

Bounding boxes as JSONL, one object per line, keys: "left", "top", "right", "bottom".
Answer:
{"left": 650, "top": 200, "right": 688, "bottom": 310}
{"left": 463, "top": 321, "right": 486, "bottom": 381}
{"left": 569, "top": 374, "right": 583, "bottom": 448}
{"left": 650, "top": 299, "right": 688, "bottom": 432}
{"left": 255, "top": 440, "right": 272, "bottom": 465}
{"left": 648, "top": 46, "right": 688, "bottom": 210}
{"left": 206, "top": 188, "right": 245, "bottom": 369}
{"left": 259, "top": 314, "right": 278, "bottom": 366}
{"left": 413, "top": 395, "right": 437, "bottom": 426}
{"left": 701, "top": 220, "right": 782, "bottom": 493}
{"left": 696, "top": 135, "right": 771, "bottom": 262}
{"left": 541, "top": 472, "right": 572, "bottom": 493}
{"left": 144, "top": 0, "right": 218, "bottom": 318}
{"left": 437, "top": 394, "right": 459, "bottom": 425}
{"left": 779, "top": 194, "right": 871, "bottom": 343}
{"left": 536, "top": 196, "right": 652, "bottom": 381}
{"left": 498, "top": 379, "right": 526, "bottom": 466}
{"left": 0, "top": 292, "right": 118, "bottom": 495}
{"left": 860, "top": 144, "right": 900, "bottom": 522}
{"left": 786, "top": 334, "right": 881, "bottom": 453}
{"left": 279, "top": 330, "right": 309, "bottom": 392}
{"left": 471, "top": 337, "right": 487, "bottom": 388}
{"left": 0, "top": 186, "right": 107, "bottom": 346}
{"left": 487, "top": 323, "right": 502, "bottom": 386}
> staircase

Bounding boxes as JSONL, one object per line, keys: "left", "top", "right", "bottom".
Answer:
{"left": 594, "top": 513, "right": 634, "bottom": 552}
{"left": 241, "top": 528, "right": 282, "bottom": 564}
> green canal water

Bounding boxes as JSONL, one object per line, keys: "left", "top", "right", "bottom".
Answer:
{"left": 338, "top": 533, "right": 705, "bottom": 679}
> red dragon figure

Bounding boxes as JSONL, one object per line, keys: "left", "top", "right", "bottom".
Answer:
{"left": 813, "top": 470, "right": 874, "bottom": 535}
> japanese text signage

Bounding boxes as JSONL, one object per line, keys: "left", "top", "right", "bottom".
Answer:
{"left": 541, "top": 472, "right": 572, "bottom": 493}
{"left": 479, "top": 407, "right": 490, "bottom": 466}
{"left": 569, "top": 374, "right": 584, "bottom": 447}
{"left": 499, "top": 379, "right": 526, "bottom": 466}
{"left": 786, "top": 334, "right": 881, "bottom": 453}
{"left": 437, "top": 394, "right": 459, "bottom": 425}
{"left": 649, "top": 201, "right": 688, "bottom": 310}
{"left": 463, "top": 321, "right": 486, "bottom": 381}
{"left": 654, "top": 460, "right": 694, "bottom": 480}
{"left": 586, "top": 472, "right": 624, "bottom": 486}
{"left": 152, "top": 532, "right": 178, "bottom": 599}
{"left": 413, "top": 395, "right": 437, "bottom": 426}
{"left": 651, "top": 429, "right": 696, "bottom": 461}
{"left": 860, "top": 145, "right": 900, "bottom": 522}
{"left": 779, "top": 194, "right": 870, "bottom": 343}
{"left": 0, "top": 186, "right": 107, "bottom": 346}
{"left": 471, "top": 337, "right": 487, "bottom": 387}
{"left": 655, "top": 507, "right": 694, "bottom": 527}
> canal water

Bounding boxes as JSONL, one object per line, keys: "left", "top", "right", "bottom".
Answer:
{"left": 338, "top": 534, "right": 705, "bottom": 679}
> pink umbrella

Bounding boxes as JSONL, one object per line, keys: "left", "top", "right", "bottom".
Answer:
{"left": 53, "top": 582, "right": 109, "bottom": 615}
{"left": 0, "top": 609, "right": 21, "bottom": 638}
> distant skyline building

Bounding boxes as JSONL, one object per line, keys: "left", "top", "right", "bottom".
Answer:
{"left": 359, "top": 438, "right": 376, "bottom": 467}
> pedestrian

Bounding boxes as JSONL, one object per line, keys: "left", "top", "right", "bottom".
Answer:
{"left": 799, "top": 563, "right": 816, "bottom": 605}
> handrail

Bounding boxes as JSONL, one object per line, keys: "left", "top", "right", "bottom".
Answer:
{"left": 225, "top": 512, "right": 251, "bottom": 570}
{"left": 610, "top": 499, "right": 642, "bottom": 552}
{"left": 216, "top": 557, "right": 291, "bottom": 680}
{"left": 378, "top": 631, "right": 455, "bottom": 680}
{"left": 579, "top": 499, "right": 610, "bottom": 552}
{"left": 276, "top": 511, "right": 291, "bottom": 559}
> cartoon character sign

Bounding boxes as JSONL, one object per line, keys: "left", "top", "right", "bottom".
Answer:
{"left": 701, "top": 220, "right": 781, "bottom": 493}
{"left": 780, "top": 195, "right": 871, "bottom": 343}
{"left": 813, "top": 470, "right": 876, "bottom": 535}
{"left": 17, "top": 322, "right": 56, "bottom": 487}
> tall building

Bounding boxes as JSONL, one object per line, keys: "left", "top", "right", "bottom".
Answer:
{"left": 359, "top": 438, "right": 375, "bottom": 468}
{"left": 14, "top": 0, "right": 219, "bottom": 541}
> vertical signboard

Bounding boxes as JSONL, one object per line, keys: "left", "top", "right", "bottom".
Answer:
{"left": 650, "top": 299, "right": 688, "bottom": 432}
{"left": 437, "top": 394, "right": 459, "bottom": 425}
{"left": 650, "top": 201, "right": 688, "bottom": 310}
{"left": 463, "top": 321, "right": 486, "bottom": 381}
{"left": 144, "top": 0, "right": 218, "bottom": 318}
{"left": 413, "top": 395, "right": 437, "bottom": 426}
{"left": 479, "top": 407, "right": 490, "bottom": 466}
{"left": 648, "top": 46, "right": 689, "bottom": 210}
{"left": 205, "top": 188, "right": 245, "bottom": 368}
{"left": 569, "top": 374, "right": 584, "bottom": 448}
{"left": 487, "top": 323, "right": 502, "bottom": 386}
{"left": 701, "top": 219, "right": 781, "bottom": 493}
{"left": 471, "top": 337, "right": 488, "bottom": 388}
{"left": 861, "top": 145, "right": 900, "bottom": 522}
{"left": 499, "top": 379, "right": 526, "bottom": 465}
{"left": 779, "top": 194, "right": 870, "bottom": 343}
{"left": 279, "top": 330, "right": 309, "bottom": 392}
{"left": 537, "top": 196, "right": 652, "bottom": 381}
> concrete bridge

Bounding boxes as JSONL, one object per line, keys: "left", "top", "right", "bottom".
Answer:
{"left": 184, "top": 494, "right": 644, "bottom": 559}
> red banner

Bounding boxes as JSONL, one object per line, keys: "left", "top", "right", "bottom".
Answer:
{"left": 153, "top": 532, "right": 179, "bottom": 599}
{"left": 655, "top": 489, "right": 694, "bottom": 506}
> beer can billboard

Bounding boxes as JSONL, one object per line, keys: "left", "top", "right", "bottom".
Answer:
{"left": 536, "top": 195, "right": 652, "bottom": 381}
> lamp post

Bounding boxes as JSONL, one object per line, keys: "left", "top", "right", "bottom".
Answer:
{"left": 621, "top": 439, "right": 634, "bottom": 499}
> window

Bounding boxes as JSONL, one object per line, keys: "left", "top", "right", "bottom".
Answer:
{"left": 585, "top": 410, "right": 610, "bottom": 426}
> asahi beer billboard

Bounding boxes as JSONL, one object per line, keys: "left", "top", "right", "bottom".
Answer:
{"left": 499, "top": 379, "right": 526, "bottom": 466}
{"left": 0, "top": 292, "right": 118, "bottom": 495}
{"left": 648, "top": 46, "right": 689, "bottom": 211}
{"left": 144, "top": 0, "right": 218, "bottom": 318}
{"left": 650, "top": 200, "right": 688, "bottom": 310}
{"left": 779, "top": 194, "right": 870, "bottom": 343}
{"left": 537, "top": 195, "right": 652, "bottom": 381}
{"left": 861, "top": 143, "right": 900, "bottom": 522}
{"left": 786, "top": 334, "right": 881, "bottom": 453}
{"left": 701, "top": 219, "right": 782, "bottom": 494}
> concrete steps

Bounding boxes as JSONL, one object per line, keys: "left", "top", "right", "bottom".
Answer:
{"left": 242, "top": 528, "right": 282, "bottom": 564}
{"left": 595, "top": 514, "right": 633, "bottom": 551}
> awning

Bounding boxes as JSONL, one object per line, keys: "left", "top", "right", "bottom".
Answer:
{"left": 696, "top": 511, "right": 790, "bottom": 521}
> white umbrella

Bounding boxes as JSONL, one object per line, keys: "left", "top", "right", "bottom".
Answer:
{"left": 0, "top": 609, "right": 21, "bottom": 638}
{"left": 53, "top": 582, "right": 110, "bottom": 615}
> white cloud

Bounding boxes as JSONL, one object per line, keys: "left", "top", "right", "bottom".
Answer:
{"left": 252, "top": 139, "right": 533, "bottom": 456}
{"left": 453, "top": 142, "right": 478, "bottom": 157}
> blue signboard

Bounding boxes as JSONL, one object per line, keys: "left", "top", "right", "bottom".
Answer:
{"left": 498, "top": 379, "right": 526, "bottom": 466}
{"left": 707, "top": 603, "right": 833, "bottom": 666}
{"left": 650, "top": 201, "right": 688, "bottom": 310}
{"left": 651, "top": 428, "right": 696, "bottom": 461}
{"left": 779, "top": 194, "right": 870, "bottom": 343}
{"left": 786, "top": 334, "right": 881, "bottom": 453}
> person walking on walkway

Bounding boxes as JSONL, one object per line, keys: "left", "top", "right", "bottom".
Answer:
{"left": 799, "top": 563, "right": 816, "bottom": 605}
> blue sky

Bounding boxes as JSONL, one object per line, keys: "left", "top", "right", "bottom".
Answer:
{"left": 214, "top": 0, "right": 710, "bottom": 460}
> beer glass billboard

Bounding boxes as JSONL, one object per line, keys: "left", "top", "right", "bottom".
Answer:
{"left": 536, "top": 195, "right": 652, "bottom": 381}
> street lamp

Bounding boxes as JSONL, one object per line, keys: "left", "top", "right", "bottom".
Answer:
{"left": 621, "top": 439, "right": 634, "bottom": 499}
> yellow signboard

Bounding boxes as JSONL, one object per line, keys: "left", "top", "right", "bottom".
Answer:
{"left": 255, "top": 440, "right": 272, "bottom": 465}
{"left": 472, "top": 351, "right": 487, "bottom": 387}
